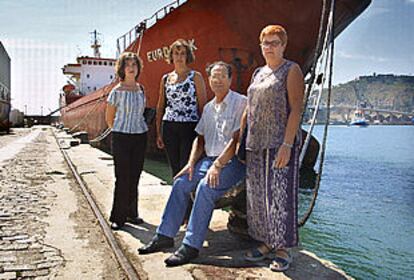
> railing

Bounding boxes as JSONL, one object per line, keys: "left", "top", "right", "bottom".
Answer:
{"left": 116, "top": 0, "right": 188, "bottom": 56}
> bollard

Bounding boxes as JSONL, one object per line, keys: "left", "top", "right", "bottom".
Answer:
{"left": 72, "top": 131, "right": 89, "bottom": 144}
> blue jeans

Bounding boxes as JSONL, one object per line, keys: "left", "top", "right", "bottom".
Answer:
{"left": 157, "top": 156, "right": 246, "bottom": 250}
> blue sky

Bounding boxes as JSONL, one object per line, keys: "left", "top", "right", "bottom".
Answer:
{"left": 0, "top": 0, "right": 413, "bottom": 114}
{"left": 334, "top": 0, "right": 414, "bottom": 83}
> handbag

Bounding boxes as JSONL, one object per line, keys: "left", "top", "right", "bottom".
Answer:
{"left": 143, "top": 108, "right": 156, "bottom": 125}
{"left": 138, "top": 84, "right": 156, "bottom": 125}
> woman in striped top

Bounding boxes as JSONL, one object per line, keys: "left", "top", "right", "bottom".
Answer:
{"left": 105, "top": 52, "right": 148, "bottom": 230}
{"left": 156, "top": 39, "right": 207, "bottom": 178}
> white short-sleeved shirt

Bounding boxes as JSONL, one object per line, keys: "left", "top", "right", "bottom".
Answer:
{"left": 195, "top": 90, "right": 246, "bottom": 157}
{"left": 107, "top": 87, "right": 148, "bottom": 134}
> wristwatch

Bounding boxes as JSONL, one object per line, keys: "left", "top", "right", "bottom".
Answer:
{"left": 213, "top": 159, "right": 224, "bottom": 169}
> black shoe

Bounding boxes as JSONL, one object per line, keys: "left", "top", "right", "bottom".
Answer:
{"left": 110, "top": 222, "right": 124, "bottom": 230}
{"left": 164, "top": 244, "right": 199, "bottom": 267}
{"left": 126, "top": 217, "right": 144, "bottom": 225}
{"left": 138, "top": 234, "right": 174, "bottom": 255}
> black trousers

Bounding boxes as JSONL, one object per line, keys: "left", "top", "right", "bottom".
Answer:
{"left": 110, "top": 131, "right": 147, "bottom": 223}
{"left": 162, "top": 121, "right": 197, "bottom": 177}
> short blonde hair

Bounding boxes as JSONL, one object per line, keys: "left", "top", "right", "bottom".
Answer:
{"left": 167, "top": 39, "right": 195, "bottom": 64}
{"left": 259, "top": 25, "right": 288, "bottom": 45}
{"left": 115, "top": 52, "right": 143, "bottom": 81}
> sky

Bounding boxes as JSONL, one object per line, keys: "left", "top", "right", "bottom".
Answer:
{"left": 0, "top": 0, "right": 413, "bottom": 115}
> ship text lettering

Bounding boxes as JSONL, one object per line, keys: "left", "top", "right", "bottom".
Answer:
{"left": 146, "top": 39, "right": 197, "bottom": 63}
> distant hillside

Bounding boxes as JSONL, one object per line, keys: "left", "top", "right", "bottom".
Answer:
{"left": 325, "top": 74, "right": 414, "bottom": 112}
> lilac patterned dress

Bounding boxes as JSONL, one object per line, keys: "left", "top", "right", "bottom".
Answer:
{"left": 246, "top": 60, "right": 302, "bottom": 249}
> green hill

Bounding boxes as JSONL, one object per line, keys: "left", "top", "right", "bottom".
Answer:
{"left": 329, "top": 74, "right": 414, "bottom": 112}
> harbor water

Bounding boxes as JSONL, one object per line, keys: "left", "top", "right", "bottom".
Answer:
{"left": 300, "top": 125, "right": 414, "bottom": 279}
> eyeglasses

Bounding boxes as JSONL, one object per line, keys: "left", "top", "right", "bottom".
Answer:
{"left": 260, "top": 40, "right": 282, "bottom": 48}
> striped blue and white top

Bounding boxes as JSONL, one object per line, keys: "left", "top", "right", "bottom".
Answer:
{"left": 107, "top": 86, "right": 148, "bottom": 134}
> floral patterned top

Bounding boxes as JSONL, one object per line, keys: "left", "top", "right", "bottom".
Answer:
{"left": 162, "top": 70, "right": 199, "bottom": 122}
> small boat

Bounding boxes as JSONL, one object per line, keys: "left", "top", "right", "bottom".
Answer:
{"left": 350, "top": 109, "right": 369, "bottom": 126}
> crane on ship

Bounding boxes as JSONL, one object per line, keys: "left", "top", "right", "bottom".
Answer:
{"left": 90, "top": 30, "right": 102, "bottom": 58}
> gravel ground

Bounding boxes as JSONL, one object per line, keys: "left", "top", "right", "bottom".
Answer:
{"left": 0, "top": 128, "right": 31, "bottom": 149}
{"left": 0, "top": 127, "right": 126, "bottom": 279}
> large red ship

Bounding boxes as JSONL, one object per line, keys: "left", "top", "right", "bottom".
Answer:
{"left": 60, "top": 0, "right": 371, "bottom": 150}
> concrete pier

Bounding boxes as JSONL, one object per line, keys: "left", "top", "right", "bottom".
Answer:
{"left": 1, "top": 126, "right": 352, "bottom": 279}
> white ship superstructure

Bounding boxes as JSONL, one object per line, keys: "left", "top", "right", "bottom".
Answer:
{"left": 62, "top": 30, "right": 115, "bottom": 96}
{"left": 62, "top": 56, "right": 116, "bottom": 95}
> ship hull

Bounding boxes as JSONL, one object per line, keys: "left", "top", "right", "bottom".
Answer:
{"left": 61, "top": 0, "right": 371, "bottom": 150}
{"left": 350, "top": 120, "right": 369, "bottom": 126}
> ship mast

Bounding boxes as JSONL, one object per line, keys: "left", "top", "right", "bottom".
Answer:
{"left": 90, "top": 30, "right": 102, "bottom": 58}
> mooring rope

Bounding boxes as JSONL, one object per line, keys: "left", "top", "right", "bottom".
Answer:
{"left": 299, "top": 0, "right": 335, "bottom": 227}
{"left": 68, "top": 95, "right": 106, "bottom": 133}
{"left": 299, "top": 8, "right": 333, "bottom": 167}
{"left": 89, "top": 127, "right": 112, "bottom": 143}
{"left": 300, "top": 0, "right": 329, "bottom": 118}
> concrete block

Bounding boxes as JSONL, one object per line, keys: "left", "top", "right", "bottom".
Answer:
{"left": 72, "top": 131, "right": 89, "bottom": 144}
{"left": 69, "top": 139, "right": 80, "bottom": 147}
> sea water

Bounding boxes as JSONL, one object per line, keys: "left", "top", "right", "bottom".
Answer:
{"left": 300, "top": 125, "right": 414, "bottom": 279}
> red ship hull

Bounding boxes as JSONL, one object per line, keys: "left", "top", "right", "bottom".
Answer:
{"left": 61, "top": 0, "right": 371, "bottom": 150}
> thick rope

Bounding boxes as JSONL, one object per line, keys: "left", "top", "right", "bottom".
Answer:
{"left": 68, "top": 95, "right": 106, "bottom": 133}
{"left": 299, "top": 9, "right": 333, "bottom": 166}
{"left": 300, "top": 0, "right": 329, "bottom": 121}
{"left": 299, "top": 0, "right": 335, "bottom": 227}
{"left": 89, "top": 127, "right": 112, "bottom": 143}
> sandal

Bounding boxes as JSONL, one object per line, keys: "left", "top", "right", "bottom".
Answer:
{"left": 244, "top": 245, "right": 274, "bottom": 262}
{"left": 269, "top": 250, "right": 292, "bottom": 272}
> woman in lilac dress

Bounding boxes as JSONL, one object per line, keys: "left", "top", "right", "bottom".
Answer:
{"left": 242, "top": 25, "right": 304, "bottom": 272}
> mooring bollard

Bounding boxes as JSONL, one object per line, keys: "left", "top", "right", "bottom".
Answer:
{"left": 72, "top": 131, "right": 89, "bottom": 144}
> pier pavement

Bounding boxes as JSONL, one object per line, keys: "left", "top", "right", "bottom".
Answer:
{"left": 1, "top": 126, "right": 352, "bottom": 279}
{"left": 0, "top": 127, "right": 124, "bottom": 279}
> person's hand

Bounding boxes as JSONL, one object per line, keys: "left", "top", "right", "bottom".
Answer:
{"left": 156, "top": 135, "right": 165, "bottom": 149}
{"left": 274, "top": 145, "right": 291, "bottom": 168}
{"left": 174, "top": 162, "right": 195, "bottom": 181}
{"left": 206, "top": 165, "right": 221, "bottom": 188}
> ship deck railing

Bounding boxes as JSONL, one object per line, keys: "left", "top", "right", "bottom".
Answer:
{"left": 116, "top": 0, "right": 188, "bottom": 56}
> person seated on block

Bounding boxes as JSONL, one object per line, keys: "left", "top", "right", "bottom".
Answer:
{"left": 138, "top": 61, "right": 247, "bottom": 267}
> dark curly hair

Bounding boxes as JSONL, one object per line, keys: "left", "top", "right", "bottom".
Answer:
{"left": 115, "top": 52, "right": 143, "bottom": 81}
